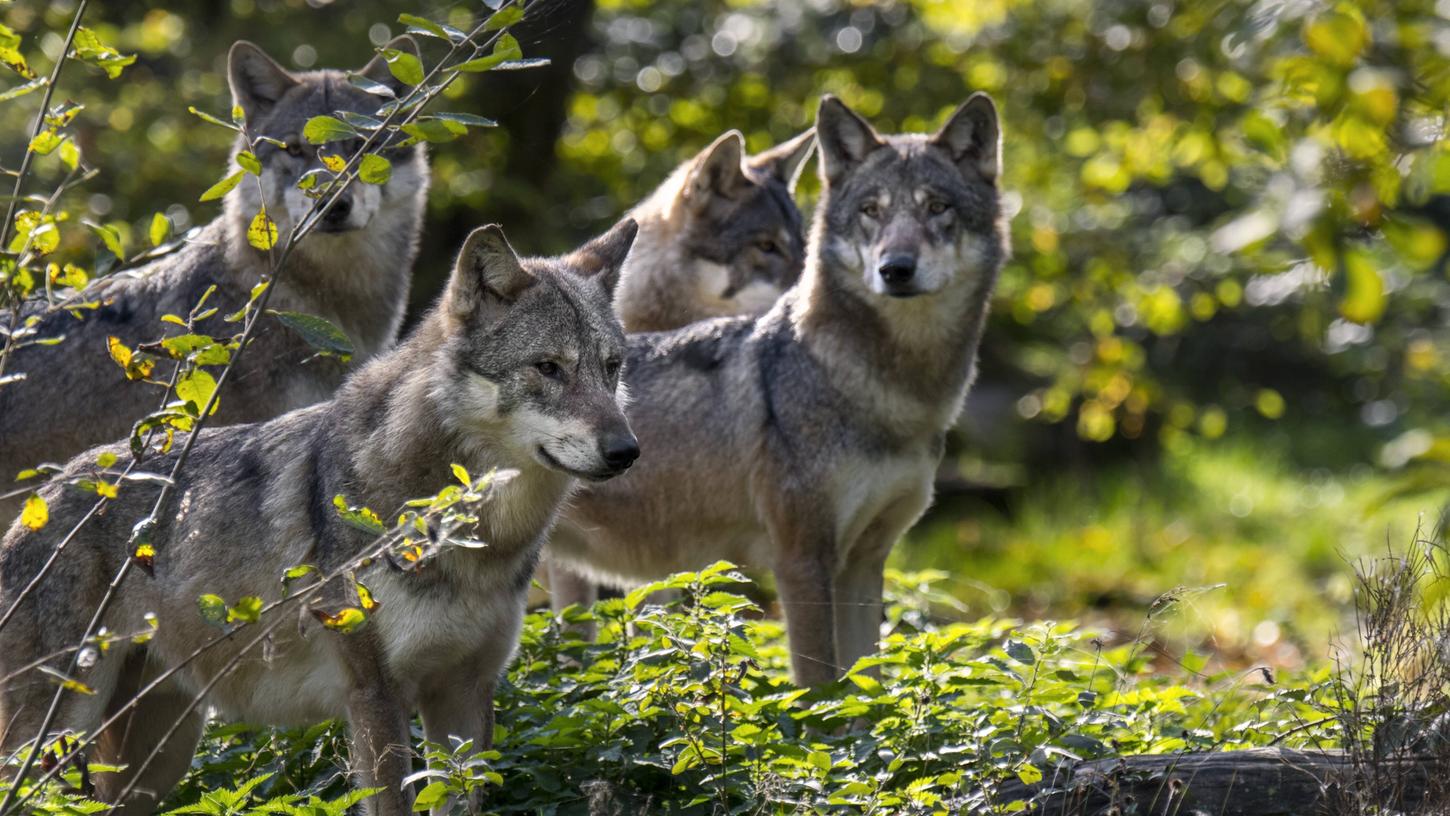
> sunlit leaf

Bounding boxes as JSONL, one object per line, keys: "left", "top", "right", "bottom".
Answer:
{"left": 247, "top": 207, "right": 278, "bottom": 251}
{"left": 20, "top": 494, "right": 47, "bottom": 531}
{"left": 359, "top": 153, "right": 391, "bottom": 184}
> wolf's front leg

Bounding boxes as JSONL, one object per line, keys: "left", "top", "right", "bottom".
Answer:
{"left": 767, "top": 505, "right": 842, "bottom": 686}
{"left": 345, "top": 661, "right": 414, "bottom": 815}
{"left": 418, "top": 674, "right": 492, "bottom": 815}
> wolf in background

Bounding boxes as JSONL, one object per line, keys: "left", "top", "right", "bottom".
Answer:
{"left": 549, "top": 94, "right": 1008, "bottom": 687}
{"left": 0, "top": 220, "right": 639, "bottom": 815}
{"left": 0, "top": 38, "right": 429, "bottom": 512}
{"left": 613, "top": 128, "right": 814, "bottom": 332}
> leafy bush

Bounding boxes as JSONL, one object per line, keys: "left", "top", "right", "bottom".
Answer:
{"left": 139, "top": 567, "right": 1331, "bottom": 814}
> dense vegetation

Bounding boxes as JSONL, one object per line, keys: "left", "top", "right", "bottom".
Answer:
{"left": 2, "top": 0, "right": 1449, "bottom": 812}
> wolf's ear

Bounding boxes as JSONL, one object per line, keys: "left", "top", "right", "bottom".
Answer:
{"left": 229, "top": 41, "right": 299, "bottom": 118}
{"left": 569, "top": 218, "right": 639, "bottom": 301}
{"left": 358, "top": 36, "right": 421, "bottom": 99}
{"left": 815, "top": 96, "right": 883, "bottom": 185}
{"left": 931, "top": 93, "right": 1001, "bottom": 184}
{"left": 748, "top": 128, "right": 816, "bottom": 194}
{"left": 448, "top": 225, "right": 535, "bottom": 323}
{"left": 685, "top": 131, "right": 750, "bottom": 211}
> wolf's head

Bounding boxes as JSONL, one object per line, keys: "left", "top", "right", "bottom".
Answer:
{"left": 811, "top": 94, "right": 1005, "bottom": 301}
{"left": 618, "top": 129, "right": 814, "bottom": 330}
{"left": 224, "top": 39, "right": 428, "bottom": 250}
{"left": 436, "top": 220, "right": 640, "bottom": 481}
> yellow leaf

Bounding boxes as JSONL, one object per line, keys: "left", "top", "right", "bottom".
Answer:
{"left": 320, "top": 153, "right": 346, "bottom": 173}
{"left": 312, "top": 606, "right": 367, "bottom": 634}
{"left": 20, "top": 494, "right": 47, "bottom": 531}
{"left": 95, "top": 481, "right": 118, "bottom": 499}
{"left": 247, "top": 207, "right": 278, "bottom": 251}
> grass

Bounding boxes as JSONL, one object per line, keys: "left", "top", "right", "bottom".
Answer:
{"left": 903, "top": 435, "right": 1438, "bottom": 670}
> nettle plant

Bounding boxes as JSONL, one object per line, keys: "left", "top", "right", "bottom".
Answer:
{"left": 142, "top": 567, "right": 1334, "bottom": 815}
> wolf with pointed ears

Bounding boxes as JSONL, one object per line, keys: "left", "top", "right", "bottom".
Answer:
{"left": 549, "top": 94, "right": 1008, "bottom": 687}
{"left": 0, "top": 38, "right": 428, "bottom": 515}
{"left": 0, "top": 221, "right": 639, "bottom": 815}
{"left": 613, "top": 128, "right": 815, "bottom": 332}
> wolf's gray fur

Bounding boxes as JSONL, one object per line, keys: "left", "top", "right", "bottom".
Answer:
{"left": 0, "top": 40, "right": 430, "bottom": 515}
{"left": 0, "top": 220, "right": 638, "bottom": 815}
{"left": 613, "top": 129, "right": 814, "bottom": 332}
{"left": 549, "top": 95, "right": 1007, "bottom": 687}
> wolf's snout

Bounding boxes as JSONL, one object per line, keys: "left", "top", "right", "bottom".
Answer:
{"left": 878, "top": 254, "right": 918, "bottom": 292}
{"left": 599, "top": 433, "right": 640, "bottom": 473}
{"left": 321, "top": 194, "right": 353, "bottom": 230}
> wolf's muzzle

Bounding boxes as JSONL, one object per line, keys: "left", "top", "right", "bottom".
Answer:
{"left": 599, "top": 432, "right": 640, "bottom": 474}
{"left": 878, "top": 253, "right": 920, "bottom": 296}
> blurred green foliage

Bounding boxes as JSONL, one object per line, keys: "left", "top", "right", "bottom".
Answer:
{"left": 5, "top": 0, "right": 1448, "bottom": 468}
{"left": 4, "top": 0, "right": 1450, "bottom": 656}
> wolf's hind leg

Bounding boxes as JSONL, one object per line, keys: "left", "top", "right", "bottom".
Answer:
{"left": 92, "top": 652, "right": 204, "bottom": 816}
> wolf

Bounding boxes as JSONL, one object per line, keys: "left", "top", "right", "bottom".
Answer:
{"left": 0, "top": 38, "right": 430, "bottom": 517}
{"left": 548, "top": 94, "right": 1007, "bottom": 687}
{"left": 612, "top": 128, "right": 814, "bottom": 333}
{"left": 0, "top": 219, "right": 639, "bottom": 815}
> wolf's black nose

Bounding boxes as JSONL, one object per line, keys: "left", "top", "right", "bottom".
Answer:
{"left": 323, "top": 195, "right": 352, "bottom": 226}
{"left": 878, "top": 254, "right": 917, "bottom": 286}
{"left": 601, "top": 434, "right": 640, "bottom": 471}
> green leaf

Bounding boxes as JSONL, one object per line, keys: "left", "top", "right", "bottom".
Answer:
{"left": 401, "top": 119, "right": 467, "bottom": 145}
{"left": 176, "top": 368, "right": 219, "bottom": 416}
{"left": 247, "top": 207, "right": 278, "bottom": 251}
{"left": 86, "top": 220, "right": 124, "bottom": 260}
{"left": 492, "top": 58, "right": 552, "bottom": 71}
{"left": 227, "top": 596, "right": 263, "bottom": 624}
{"left": 28, "top": 129, "right": 63, "bottom": 155}
{"left": 199, "top": 170, "right": 244, "bottom": 202}
{"left": 428, "top": 111, "right": 498, "bottom": 128}
{"left": 0, "top": 23, "right": 35, "bottom": 80}
{"left": 0, "top": 77, "right": 46, "bottom": 103}
{"left": 187, "top": 105, "right": 241, "bottom": 132}
{"left": 1340, "top": 249, "right": 1385, "bottom": 324}
{"left": 413, "top": 781, "right": 449, "bottom": 811}
{"left": 454, "top": 33, "right": 523, "bottom": 73}
{"left": 1005, "top": 639, "right": 1036, "bottom": 665}
{"left": 382, "top": 48, "right": 424, "bottom": 86}
{"left": 303, "top": 115, "right": 357, "bottom": 145}
{"left": 269, "top": 310, "right": 355, "bottom": 359}
{"left": 333, "top": 494, "right": 385, "bottom": 534}
{"left": 283, "top": 564, "right": 317, "bottom": 584}
{"left": 197, "top": 594, "right": 227, "bottom": 627}
{"left": 398, "top": 14, "right": 449, "bottom": 40}
{"left": 484, "top": 4, "right": 526, "bottom": 31}
{"left": 359, "top": 153, "right": 392, "bottom": 184}
{"left": 236, "top": 151, "right": 262, "bottom": 176}
{"left": 149, "top": 213, "right": 171, "bottom": 247}
{"left": 70, "top": 27, "right": 136, "bottom": 79}
{"left": 58, "top": 139, "right": 80, "bottom": 170}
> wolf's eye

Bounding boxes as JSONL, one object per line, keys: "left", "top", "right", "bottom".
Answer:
{"left": 605, "top": 359, "right": 622, "bottom": 380}
{"left": 755, "top": 238, "right": 780, "bottom": 255}
{"left": 285, "top": 141, "right": 304, "bottom": 158}
{"left": 860, "top": 201, "right": 881, "bottom": 219}
{"left": 927, "top": 200, "right": 950, "bottom": 215}
{"left": 534, "top": 360, "right": 562, "bottom": 379}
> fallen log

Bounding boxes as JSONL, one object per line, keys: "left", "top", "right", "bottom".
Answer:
{"left": 989, "top": 748, "right": 1442, "bottom": 815}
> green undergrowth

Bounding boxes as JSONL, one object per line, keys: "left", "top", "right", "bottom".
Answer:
{"left": 104, "top": 566, "right": 1345, "bottom": 815}
{"left": 905, "top": 436, "right": 1438, "bottom": 667}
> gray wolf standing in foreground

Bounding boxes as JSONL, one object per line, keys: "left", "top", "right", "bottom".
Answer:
{"left": 0, "top": 220, "right": 638, "bottom": 815}
{"left": 0, "top": 39, "right": 429, "bottom": 508}
{"left": 613, "top": 128, "right": 814, "bottom": 332}
{"left": 549, "top": 94, "right": 1007, "bottom": 687}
